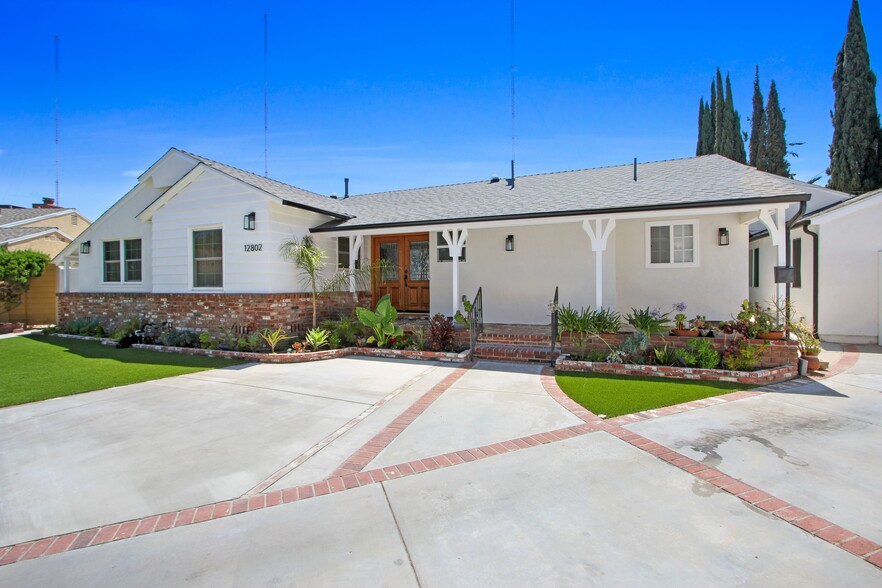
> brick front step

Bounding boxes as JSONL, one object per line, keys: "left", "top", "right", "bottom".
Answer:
{"left": 473, "top": 343, "right": 560, "bottom": 363}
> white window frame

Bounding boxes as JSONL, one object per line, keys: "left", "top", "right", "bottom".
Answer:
{"left": 436, "top": 232, "right": 466, "bottom": 263}
{"left": 101, "top": 238, "right": 143, "bottom": 285}
{"left": 644, "top": 220, "right": 699, "bottom": 268}
{"left": 336, "top": 236, "right": 360, "bottom": 269}
{"left": 190, "top": 225, "right": 224, "bottom": 291}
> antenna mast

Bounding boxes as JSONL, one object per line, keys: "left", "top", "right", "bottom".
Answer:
{"left": 54, "top": 35, "right": 60, "bottom": 205}
{"left": 263, "top": 12, "right": 269, "bottom": 177}
{"left": 509, "top": 0, "right": 516, "bottom": 187}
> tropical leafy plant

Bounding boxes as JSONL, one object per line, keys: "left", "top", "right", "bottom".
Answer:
{"left": 259, "top": 327, "right": 293, "bottom": 354}
{"left": 653, "top": 344, "right": 676, "bottom": 366}
{"left": 410, "top": 327, "right": 428, "bottom": 351}
{"left": 304, "top": 327, "right": 330, "bottom": 350}
{"left": 356, "top": 294, "right": 404, "bottom": 348}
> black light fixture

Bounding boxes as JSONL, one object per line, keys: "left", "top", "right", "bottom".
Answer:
{"left": 718, "top": 227, "right": 729, "bottom": 246}
{"left": 244, "top": 212, "right": 256, "bottom": 231}
{"left": 79, "top": 240, "right": 91, "bottom": 254}
{"left": 505, "top": 234, "right": 514, "bottom": 252}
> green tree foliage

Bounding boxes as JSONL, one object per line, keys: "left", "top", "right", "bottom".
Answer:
{"left": 699, "top": 68, "right": 746, "bottom": 163}
{"left": 0, "top": 248, "right": 51, "bottom": 313}
{"left": 764, "top": 80, "right": 790, "bottom": 178}
{"left": 828, "top": 0, "right": 882, "bottom": 193}
{"left": 749, "top": 66, "right": 768, "bottom": 167}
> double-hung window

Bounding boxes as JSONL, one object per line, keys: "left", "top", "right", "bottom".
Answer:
{"left": 646, "top": 221, "right": 698, "bottom": 267}
{"left": 103, "top": 239, "right": 142, "bottom": 283}
{"left": 193, "top": 228, "right": 223, "bottom": 288}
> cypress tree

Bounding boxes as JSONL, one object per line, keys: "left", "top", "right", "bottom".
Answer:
{"left": 696, "top": 98, "right": 714, "bottom": 155}
{"left": 696, "top": 98, "right": 705, "bottom": 156}
{"left": 828, "top": 0, "right": 882, "bottom": 193}
{"left": 713, "top": 69, "right": 727, "bottom": 156}
{"left": 725, "top": 73, "right": 747, "bottom": 163}
{"left": 765, "top": 80, "right": 790, "bottom": 177}
{"left": 749, "top": 66, "right": 768, "bottom": 167}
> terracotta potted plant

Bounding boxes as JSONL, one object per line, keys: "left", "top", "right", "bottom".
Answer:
{"left": 801, "top": 337, "right": 822, "bottom": 371}
{"left": 671, "top": 303, "right": 698, "bottom": 337}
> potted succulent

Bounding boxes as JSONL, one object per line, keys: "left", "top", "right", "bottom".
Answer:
{"left": 671, "top": 303, "right": 699, "bottom": 337}
{"left": 791, "top": 318, "right": 821, "bottom": 372}
{"left": 755, "top": 305, "right": 785, "bottom": 340}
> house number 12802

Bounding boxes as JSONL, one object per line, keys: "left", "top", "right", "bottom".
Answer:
{"left": 244, "top": 244, "right": 263, "bottom": 252}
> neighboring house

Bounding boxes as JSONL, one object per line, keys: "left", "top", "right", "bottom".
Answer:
{"left": 0, "top": 200, "right": 90, "bottom": 325}
{"left": 750, "top": 185, "right": 882, "bottom": 344}
{"left": 54, "top": 149, "right": 811, "bottom": 332}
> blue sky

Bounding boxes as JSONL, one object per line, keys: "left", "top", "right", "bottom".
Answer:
{"left": 1, "top": 1, "right": 879, "bottom": 220}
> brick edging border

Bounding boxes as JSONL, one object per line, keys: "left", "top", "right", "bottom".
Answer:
{"left": 330, "top": 363, "right": 474, "bottom": 477}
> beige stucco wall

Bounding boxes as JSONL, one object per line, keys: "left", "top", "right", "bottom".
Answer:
{"left": 816, "top": 204, "right": 882, "bottom": 343}
{"left": 429, "top": 222, "right": 614, "bottom": 324}
{"left": 615, "top": 213, "right": 748, "bottom": 322}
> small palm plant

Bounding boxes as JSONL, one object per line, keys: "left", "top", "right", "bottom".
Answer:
{"left": 279, "top": 235, "right": 373, "bottom": 328}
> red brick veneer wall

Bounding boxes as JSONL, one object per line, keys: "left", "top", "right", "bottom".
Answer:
{"left": 560, "top": 333, "right": 799, "bottom": 370}
{"left": 57, "top": 291, "right": 371, "bottom": 335}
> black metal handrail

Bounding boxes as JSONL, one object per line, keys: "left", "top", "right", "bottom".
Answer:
{"left": 469, "top": 287, "right": 483, "bottom": 352}
{"left": 550, "top": 286, "right": 559, "bottom": 366}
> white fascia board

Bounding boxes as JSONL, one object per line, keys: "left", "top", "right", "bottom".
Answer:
{"left": 315, "top": 202, "right": 786, "bottom": 237}
{"left": 808, "top": 191, "right": 882, "bottom": 225}
{"left": 135, "top": 165, "right": 208, "bottom": 221}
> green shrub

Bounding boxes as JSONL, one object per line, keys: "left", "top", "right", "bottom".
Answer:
{"left": 259, "top": 327, "right": 293, "bottom": 354}
{"left": 410, "top": 327, "right": 428, "bottom": 351}
{"left": 111, "top": 318, "right": 142, "bottom": 341}
{"left": 723, "top": 340, "right": 767, "bottom": 371}
{"left": 160, "top": 329, "right": 200, "bottom": 348}
{"left": 198, "top": 332, "right": 217, "bottom": 350}
{"left": 685, "top": 338, "right": 721, "bottom": 369}
{"left": 625, "top": 307, "right": 670, "bottom": 336}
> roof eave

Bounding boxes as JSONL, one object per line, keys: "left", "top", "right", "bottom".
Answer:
{"left": 311, "top": 193, "right": 810, "bottom": 233}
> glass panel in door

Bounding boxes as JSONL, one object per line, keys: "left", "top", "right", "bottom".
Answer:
{"left": 409, "top": 240, "right": 429, "bottom": 281}
{"left": 379, "top": 242, "right": 399, "bottom": 281}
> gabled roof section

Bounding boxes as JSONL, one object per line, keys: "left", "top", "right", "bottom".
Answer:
{"left": 170, "top": 149, "right": 351, "bottom": 220}
{"left": 0, "top": 226, "right": 72, "bottom": 246}
{"left": 312, "top": 155, "right": 810, "bottom": 232}
{"left": 0, "top": 207, "right": 76, "bottom": 228}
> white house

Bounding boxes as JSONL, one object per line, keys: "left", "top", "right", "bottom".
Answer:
{"left": 750, "top": 184, "right": 882, "bottom": 344}
{"left": 55, "top": 149, "right": 812, "bottom": 331}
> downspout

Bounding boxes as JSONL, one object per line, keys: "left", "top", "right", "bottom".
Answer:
{"left": 783, "top": 201, "right": 807, "bottom": 334}
{"left": 802, "top": 222, "right": 820, "bottom": 337}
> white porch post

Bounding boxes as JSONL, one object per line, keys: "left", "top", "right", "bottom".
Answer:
{"left": 348, "top": 235, "right": 364, "bottom": 293}
{"left": 581, "top": 218, "right": 616, "bottom": 308}
{"left": 758, "top": 206, "right": 788, "bottom": 304}
{"left": 63, "top": 257, "right": 70, "bottom": 293}
{"left": 441, "top": 227, "right": 468, "bottom": 315}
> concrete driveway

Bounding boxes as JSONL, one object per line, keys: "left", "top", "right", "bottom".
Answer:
{"left": 1, "top": 351, "right": 881, "bottom": 585}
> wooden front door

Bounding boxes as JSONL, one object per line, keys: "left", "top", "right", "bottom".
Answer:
{"left": 372, "top": 233, "right": 430, "bottom": 312}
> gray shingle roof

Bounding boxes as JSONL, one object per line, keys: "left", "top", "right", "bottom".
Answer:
{"left": 313, "top": 155, "right": 810, "bottom": 232}
{"left": 177, "top": 150, "right": 351, "bottom": 219}
{"left": 0, "top": 207, "right": 71, "bottom": 227}
{"left": 0, "top": 226, "right": 58, "bottom": 244}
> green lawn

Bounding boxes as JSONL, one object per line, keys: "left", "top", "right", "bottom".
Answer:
{"left": 0, "top": 335, "right": 244, "bottom": 408}
{"left": 555, "top": 371, "right": 753, "bottom": 418}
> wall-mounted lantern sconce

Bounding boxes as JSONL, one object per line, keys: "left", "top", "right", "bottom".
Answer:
{"left": 79, "top": 240, "right": 91, "bottom": 254}
{"left": 505, "top": 234, "right": 514, "bottom": 252}
{"left": 718, "top": 228, "right": 729, "bottom": 246}
{"left": 243, "top": 212, "right": 256, "bottom": 231}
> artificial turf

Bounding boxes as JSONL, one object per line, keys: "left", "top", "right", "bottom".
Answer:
{"left": 0, "top": 335, "right": 244, "bottom": 408}
{"left": 555, "top": 371, "right": 753, "bottom": 418}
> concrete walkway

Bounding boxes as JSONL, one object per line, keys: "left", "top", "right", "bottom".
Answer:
{"left": 1, "top": 350, "right": 881, "bottom": 584}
